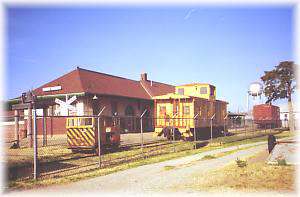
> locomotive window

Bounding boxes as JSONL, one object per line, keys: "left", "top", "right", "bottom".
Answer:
{"left": 200, "top": 87, "right": 207, "bottom": 94}
{"left": 183, "top": 106, "right": 190, "bottom": 115}
{"left": 85, "top": 118, "right": 93, "bottom": 126}
{"left": 68, "top": 119, "right": 75, "bottom": 127}
{"left": 178, "top": 88, "right": 184, "bottom": 95}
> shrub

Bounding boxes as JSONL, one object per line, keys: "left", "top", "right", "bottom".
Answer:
{"left": 236, "top": 157, "right": 247, "bottom": 167}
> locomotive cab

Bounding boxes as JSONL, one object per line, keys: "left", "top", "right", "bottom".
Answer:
{"left": 66, "top": 116, "right": 120, "bottom": 153}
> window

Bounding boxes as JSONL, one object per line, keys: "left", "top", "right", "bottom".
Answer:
{"left": 159, "top": 106, "right": 166, "bottom": 115}
{"left": 200, "top": 87, "right": 207, "bottom": 94}
{"left": 178, "top": 88, "right": 184, "bottom": 95}
{"left": 183, "top": 106, "right": 190, "bottom": 115}
{"left": 125, "top": 105, "right": 134, "bottom": 116}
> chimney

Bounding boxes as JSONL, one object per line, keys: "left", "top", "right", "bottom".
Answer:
{"left": 141, "top": 73, "right": 148, "bottom": 81}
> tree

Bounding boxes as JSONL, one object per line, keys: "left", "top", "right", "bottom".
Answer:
{"left": 261, "top": 61, "right": 296, "bottom": 131}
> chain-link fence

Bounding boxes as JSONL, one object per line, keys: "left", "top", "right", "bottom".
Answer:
{"left": 3, "top": 114, "right": 285, "bottom": 184}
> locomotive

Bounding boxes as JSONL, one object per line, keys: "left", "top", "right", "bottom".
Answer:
{"left": 66, "top": 116, "right": 120, "bottom": 154}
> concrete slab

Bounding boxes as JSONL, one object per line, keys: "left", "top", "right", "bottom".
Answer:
{"left": 266, "top": 141, "right": 299, "bottom": 165}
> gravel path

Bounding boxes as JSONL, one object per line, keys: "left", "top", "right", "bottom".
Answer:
{"left": 13, "top": 141, "right": 270, "bottom": 195}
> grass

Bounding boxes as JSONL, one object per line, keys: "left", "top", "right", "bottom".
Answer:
{"left": 6, "top": 129, "right": 293, "bottom": 191}
{"left": 163, "top": 165, "right": 176, "bottom": 171}
{"left": 201, "top": 155, "right": 216, "bottom": 160}
{"left": 179, "top": 150, "right": 295, "bottom": 192}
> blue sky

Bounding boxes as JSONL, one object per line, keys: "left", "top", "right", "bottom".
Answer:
{"left": 6, "top": 5, "right": 294, "bottom": 112}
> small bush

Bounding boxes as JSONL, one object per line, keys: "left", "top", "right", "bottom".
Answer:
{"left": 236, "top": 157, "right": 247, "bottom": 168}
{"left": 277, "top": 159, "right": 287, "bottom": 166}
{"left": 164, "top": 165, "right": 176, "bottom": 170}
{"left": 202, "top": 155, "right": 216, "bottom": 160}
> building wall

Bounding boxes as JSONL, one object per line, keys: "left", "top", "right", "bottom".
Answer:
{"left": 90, "top": 96, "right": 153, "bottom": 132}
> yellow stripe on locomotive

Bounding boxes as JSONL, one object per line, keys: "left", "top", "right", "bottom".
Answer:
{"left": 66, "top": 117, "right": 96, "bottom": 149}
{"left": 66, "top": 116, "right": 121, "bottom": 153}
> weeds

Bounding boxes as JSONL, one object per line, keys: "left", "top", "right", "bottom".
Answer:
{"left": 236, "top": 157, "right": 247, "bottom": 168}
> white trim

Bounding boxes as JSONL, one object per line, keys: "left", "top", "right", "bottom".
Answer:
{"left": 0, "top": 121, "right": 24, "bottom": 126}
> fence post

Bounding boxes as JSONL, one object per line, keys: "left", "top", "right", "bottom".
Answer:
{"left": 244, "top": 118, "right": 246, "bottom": 137}
{"left": 140, "top": 109, "right": 147, "bottom": 156}
{"left": 210, "top": 114, "right": 215, "bottom": 143}
{"left": 32, "top": 106, "right": 38, "bottom": 180}
{"left": 223, "top": 114, "right": 228, "bottom": 137}
{"left": 27, "top": 105, "right": 33, "bottom": 148}
{"left": 193, "top": 113, "right": 199, "bottom": 149}
{"left": 42, "top": 108, "right": 47, "bottom": 146}
{"left": 171, "top": 114, "right": 177, "bottom": 152}
{"left": 97, "top": 107, "right": 106, "bottom": 168}
{"left": 141, "top": 117, "right": 143, "bottom": 153}
{"left": 14, "top": 110, "right": 20, "bottom": 148}
{"left": 97, "top": 117, "right": 101, "bottom": 167}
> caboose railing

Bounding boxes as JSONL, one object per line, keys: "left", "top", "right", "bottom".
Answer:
{"left": 155, "top": 116, "right": 194, "bottom": 128}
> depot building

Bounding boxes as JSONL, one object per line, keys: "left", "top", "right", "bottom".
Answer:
{"left": 6, "top": 67, "right": 175, "bottom": 134}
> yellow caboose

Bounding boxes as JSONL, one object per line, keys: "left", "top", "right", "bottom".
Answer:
{"left": 153, "top": 83, "right": 228, "bottom": 140}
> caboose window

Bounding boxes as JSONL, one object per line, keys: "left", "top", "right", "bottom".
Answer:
{"left": 178, "top": 88, "right": 184, "bottom": 95}
{"left": 159, "top": 106, "right": 166, "bottom": 115}
{"left": 183, "top": 106, "right": 190, "bottom": 115}
{"left": 200, "top": 87, "right": 207, "bottom": 94}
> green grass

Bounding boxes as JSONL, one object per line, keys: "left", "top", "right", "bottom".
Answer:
{"left": 179, "top": 150, "right": 295, "bottom": 192}
{"left": 201, "top": 155, "right": 216, "bottom": 160}
{"left": 163, "top": 165, "right": 176, "bottom": 171}
{"left": 6, "top": 129, "right": 293, "bottom": 191}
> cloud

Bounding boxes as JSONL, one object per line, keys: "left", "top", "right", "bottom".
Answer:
{"left": 184, "top": 9, "right": 197, "bottom": 20}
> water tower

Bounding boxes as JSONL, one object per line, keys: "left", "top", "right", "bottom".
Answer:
{"left": 246, "top": 82, "right": 263, "bottom": 114}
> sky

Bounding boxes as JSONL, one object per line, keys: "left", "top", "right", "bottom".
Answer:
{"left": 6, "top": 5, "right": 295, "bottom": 112}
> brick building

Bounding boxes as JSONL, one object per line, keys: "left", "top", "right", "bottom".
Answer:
{"left": 5, "top": 67, "right": 174, "bottom": 136}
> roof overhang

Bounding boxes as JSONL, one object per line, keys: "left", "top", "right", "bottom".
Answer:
{"left": 153, "top": 93, "right": 191, "bottom": 100}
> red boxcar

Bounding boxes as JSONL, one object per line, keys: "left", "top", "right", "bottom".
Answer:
{"left": 253, "top": 104, "right": 281, "bottom": 128}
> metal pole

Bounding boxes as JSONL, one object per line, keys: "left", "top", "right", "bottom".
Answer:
{"left": 97, "top": 117, "right": 101, "bottom": 167}
{"left": 244, "top": 117, "right": 246, "bottom": 137}
{"left": 32, "top": 107, "right": 38, "bottom": 180}
{"left": 27, "top": 105, "right": 32, "bottom": 148}
{"left": 140, "top": 109, "right": 147, "bottom": 154}
{"left": 42, "top": 108, "right": 47, "bottom": 146}
{"left": 97, "top": 107, "right": 106, "bottom": 168}
{"left": 193, "top": 113, "right": 199, "bottom": 149}
{"left": 171, "top": 113, "right": 177, "bottom": 152}
{"left": 223, "top": 114, "right": 228, "bottom": 137}
{"left": 210, "top": 119, "right": 213, "bottom": 142}
{"left": 14, "top": 110, "right": 20, "bottom": 148}
{"left": 210, "top": 114, "right": 215, "bottom": 143}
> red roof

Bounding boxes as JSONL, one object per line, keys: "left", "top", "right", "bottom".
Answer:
{"left": 33, "top": 67, "right": 174, "bottom": 100}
